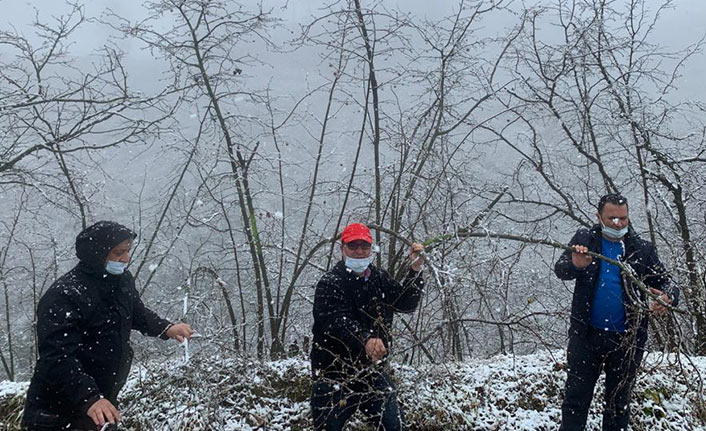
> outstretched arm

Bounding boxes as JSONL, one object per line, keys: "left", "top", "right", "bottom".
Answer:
{"left": 643, "top": 243, "right": 679, "bottom": 315}
{"left": 130, "top": 282, "right": 193, "bottom": 341}
{"left": 387, "top": 243, "right": 425, "bottom": 313}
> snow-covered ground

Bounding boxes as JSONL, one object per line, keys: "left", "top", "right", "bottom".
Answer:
{"left": 1, "top": 350, "right": 705, "bottom": 430}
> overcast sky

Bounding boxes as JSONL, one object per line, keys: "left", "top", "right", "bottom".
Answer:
{"left": 2, "top": 0, "right": 705, "bottom": 137}
{"left": 3, "top": 0, "right": 704, "bottom": 95}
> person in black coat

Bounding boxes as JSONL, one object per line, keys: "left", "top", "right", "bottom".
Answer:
{"left": 22, "top": 221, "right": 193, "bottom": 431}
{"left": 310, "top": 222, "right": 424, "bottom": 431}
{"left": 555, "top": 194, "right": 678, "bottom": 431}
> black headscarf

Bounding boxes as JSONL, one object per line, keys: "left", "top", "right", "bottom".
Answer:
{"left": 75, "top": 221, "right": 136, "bottom": 272}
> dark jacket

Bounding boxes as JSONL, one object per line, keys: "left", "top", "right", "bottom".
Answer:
{"left": 555, "top": 224, "right": 678, "bottom": 346}
{"left": 310, "top": 261, "right": 424, "bottom": 379}
{"left": 25, "top": 221, "right": 172, "bottom": 418}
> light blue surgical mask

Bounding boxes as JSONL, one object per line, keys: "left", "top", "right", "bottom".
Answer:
{"left": 345, "top": 256, "right": 370, "bottom": 274}
{"left": 105, "top": 261, "right": 127, "bottom": 275}
{"left": 601, "top": 222, "right": 628, "bottom": 240}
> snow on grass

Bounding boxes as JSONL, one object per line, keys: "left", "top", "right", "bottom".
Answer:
{"left": 0, "top": 381, "right": 27, "bottom": 430}
{"left": 0, "top": 381, "right": 26, "bottom": 399}
{"left": 1, "top": 351, "right": 705, "bottom": 430}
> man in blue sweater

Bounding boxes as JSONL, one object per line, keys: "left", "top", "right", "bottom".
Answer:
{"left": 555, "top": 194, "right": 678, "bottom": 430}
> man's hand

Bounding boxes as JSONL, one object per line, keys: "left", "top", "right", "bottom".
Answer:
{"left": 166, "top": 323, "right": 194, "bottom": 342}
{"left": 365, "top": 337, "right": 387, "bottom": 362}
{"left": 649, "top": 287, "right": 672, "bottom": 316}
{"left": 571, "top": 245, "right": 593, "bottom": 269}
{"left": 409, "top": 243, "right": 425, "bottom": 272}
{"left": 87, "top": 398, "right": 120, "bottom": 427}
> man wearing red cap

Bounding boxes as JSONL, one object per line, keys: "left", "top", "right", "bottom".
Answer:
{"left": 310, "top": 222, "right": 425, "bottom": 430}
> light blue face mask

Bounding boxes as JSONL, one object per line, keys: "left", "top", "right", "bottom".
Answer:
{"left": 345, "top": 256, "right": 370, "bottom": 274}
{"left": 105, "top": 261, "right": 127, "bottom": 275}
{"left": 601, "top": 222, "right": 628, "bottom": 240}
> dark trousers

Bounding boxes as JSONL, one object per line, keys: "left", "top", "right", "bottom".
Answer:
{"left": 560, "top": 328, "right": 645, "bottom": 431}
{"left": 311, "top": 369, "right": 406, "bottom": 431}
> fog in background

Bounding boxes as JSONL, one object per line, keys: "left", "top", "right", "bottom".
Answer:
{"left": 2, "top": 0, "right": 706, "bottom": 383}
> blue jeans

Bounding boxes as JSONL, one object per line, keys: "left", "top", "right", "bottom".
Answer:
{"left": 311, "top": 370, "right": 406, "bottom": 431}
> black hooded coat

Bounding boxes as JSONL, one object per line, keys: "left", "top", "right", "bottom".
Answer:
{"left": 24, "top": 221, "right": 172, "bottom": 419}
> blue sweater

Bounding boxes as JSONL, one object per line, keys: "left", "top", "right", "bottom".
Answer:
{"left": 590, "top": 238, "right": 626, "bottom": 332}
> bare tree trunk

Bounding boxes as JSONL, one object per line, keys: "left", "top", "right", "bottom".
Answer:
{"left": 325, "top": 74, "right": 371, "bottom": 270}
{"left": 276, "top": 26, "right": 352, "bottom": 354}
{"left": 193, "top": 267, "right": 240, "bottom": 352}
{"left": 52, "top": 144, "right": 88, "bottom": 229}
{"left": 353, "top": 0, "right": 383, "bottom": 267}
{"left": 0, "top": 204, "right": 22, "bottom": 380}
{"left": 134, "top": 114, "right": 202, "bottom": 281}
{"left": 178, "top": 5, "right": 274, "bottom": 357}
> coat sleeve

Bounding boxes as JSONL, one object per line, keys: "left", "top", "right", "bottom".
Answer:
{"left": 131, "top": 285, "right": 172, "bottom": 339}
{"left": 35, "top": 289, "right": 102, "bottom": 412}
{"left": 313, "top": 274, "right": 371, "bottom": 351}
{"left": 642, "top": 242, "right": 680, "bottom": 307}
{"left": 554, "top": 229, "right": 592, "bottom": 281}
{"left": 384, "top": 269, "right": 424, "bottom": 313}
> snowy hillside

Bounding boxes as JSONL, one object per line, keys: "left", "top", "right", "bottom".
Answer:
{"left": 1, "top": 350, "right": 704, "bottom": 430}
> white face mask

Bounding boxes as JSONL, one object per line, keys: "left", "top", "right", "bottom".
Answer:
{"left": 601, "top": 222, "right": 628, "bottom": 240}
{"left": 345, "top": 256, "right": 370, "bottom": 274}
{"left": 105, "top": 261, "right": 127, "bottom": 275}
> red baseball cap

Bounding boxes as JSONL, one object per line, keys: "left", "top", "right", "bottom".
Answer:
{"left": 341, "top": 223, "right": 372, "bottom": 244}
